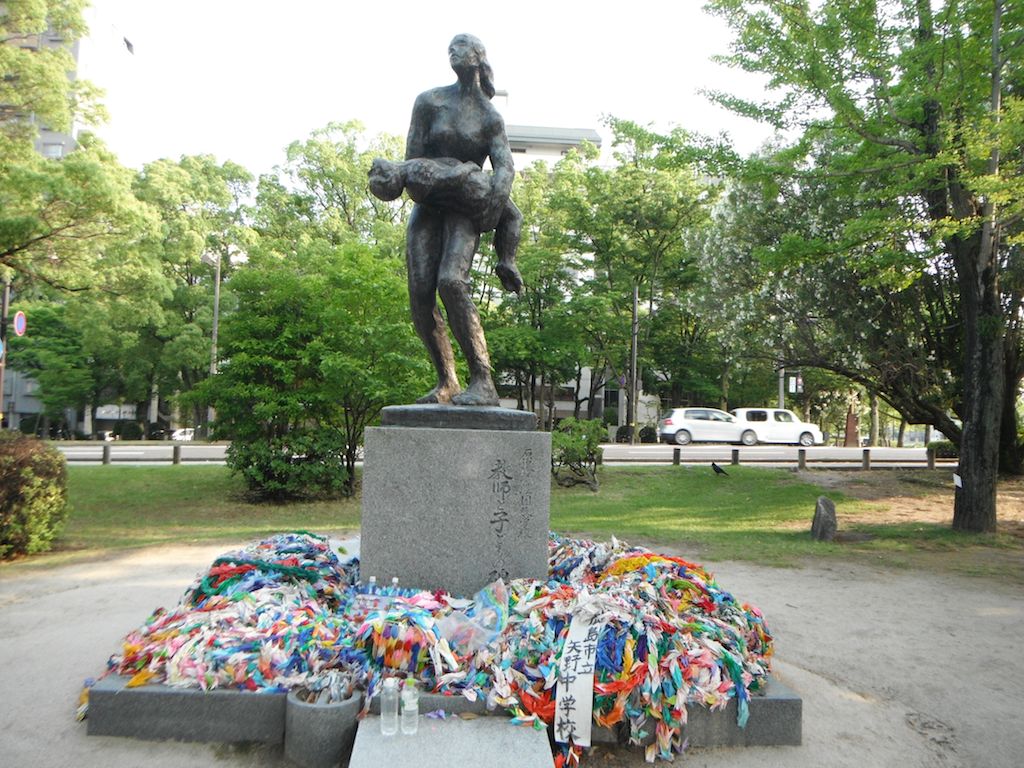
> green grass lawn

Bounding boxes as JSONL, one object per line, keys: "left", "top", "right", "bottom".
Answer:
{"left": 551, "top": 465, "right": 833, "bottom": 564}
{"left": 4, "top": 464, "right": 1018, "bottom": 581}
{"left": 59, "top": 465, "right": 360, "bottom": 555}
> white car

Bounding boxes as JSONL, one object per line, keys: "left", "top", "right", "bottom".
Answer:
{"left": 658, "top": 407, "right": 745, "bottom": 446}
{"left": 171, "top": 428, "right": 195, "bottom": 442}
{"left": 730, "top": 408, "right": 823, "bottom": 446}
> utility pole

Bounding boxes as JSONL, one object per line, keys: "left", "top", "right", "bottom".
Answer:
{"left": 778, "top": 365, "right": 786, "bottom": 409}
{"left": 204, "top": 250, "right": 223, "bottom": 436}
{"left": 0, "top": 276, "right": 9, "bottom": 429}
{"left": 629, "top": 282, "right": 639, "bottom": 445}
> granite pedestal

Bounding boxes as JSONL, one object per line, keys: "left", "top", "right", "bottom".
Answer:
{"left": 360, "top": 405, "right": 550, "bottom": 597}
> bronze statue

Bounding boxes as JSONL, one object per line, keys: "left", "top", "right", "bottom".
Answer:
{"left": 369, "top": 34, "right": 522, "bottom": 407}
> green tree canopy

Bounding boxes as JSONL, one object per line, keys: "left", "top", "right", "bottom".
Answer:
{"left": 204, "top": 242, "right": 429, "bottom": 497}
{"left": 707, "top": 0, "right": 1023, "bottom": 531}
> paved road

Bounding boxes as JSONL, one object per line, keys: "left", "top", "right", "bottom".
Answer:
{"left": 56, "top": 441, "right": 944, "bottom": 468}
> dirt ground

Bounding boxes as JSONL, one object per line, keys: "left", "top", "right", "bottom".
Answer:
{"left": 1, "top": 472, "right": 1022, "bottom": 768}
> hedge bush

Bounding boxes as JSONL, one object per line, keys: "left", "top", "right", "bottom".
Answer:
{"left": 114, "top": 421, "right": 144, "bottom": 440}
{"left": 639, "top": 425, "right": 658, "bottom": 444}
{"left": 927, "top": 440, "right": 959, "bottom": 459}
{"left": 0, "top": 432, "right": 69, "bottom": 559}
{"left": 226, "top": 428, "right": 349, "bottom": 501}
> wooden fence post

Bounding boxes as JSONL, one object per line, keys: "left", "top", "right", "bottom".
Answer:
{"left": 731, "top": 449, "right": 740, "bottom": 466}
{"left": 798, "top": 448, "right": 806, "bottom": 470}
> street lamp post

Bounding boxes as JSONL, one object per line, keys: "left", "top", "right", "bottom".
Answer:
{"left": 0, "top": 276, "right": 9, "bottom": 429}
{"left": 202, "top": 250, "right": 223, "bottom": 435}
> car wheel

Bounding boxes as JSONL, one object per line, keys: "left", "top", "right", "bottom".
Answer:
{"left": 799, "top": 432, "right": 814, "bottom": 447}
{"left": 741, "top": 430, "right": 758, "bottom": 446}
{"left": 674, "top": 430, "right": 692, "bottom": 446}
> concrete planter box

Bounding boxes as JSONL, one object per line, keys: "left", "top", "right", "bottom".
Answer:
{"left": 285, "top": 690, "right": 363, "bottom": 768}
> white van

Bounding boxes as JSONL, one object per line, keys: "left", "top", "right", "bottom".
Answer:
{"left": 730, "top": 408, "right": 824, "bottom": 446}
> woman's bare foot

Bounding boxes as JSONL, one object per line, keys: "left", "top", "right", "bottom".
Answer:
{"left": 416, "top": 383, "right": 461, "bottom": 404}
{"left": 451, "top": 377, "right": 500, "bottom": 407}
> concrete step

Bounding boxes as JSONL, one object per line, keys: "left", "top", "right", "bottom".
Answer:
{"left": 348, "top": 715, "right": 553, "bottom": 768}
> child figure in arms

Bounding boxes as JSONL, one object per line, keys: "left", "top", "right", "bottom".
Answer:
{"left": 369, "top": 157, "right": 523, "bottom": 294}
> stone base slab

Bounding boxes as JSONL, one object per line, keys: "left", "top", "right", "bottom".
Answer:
{"left": 86, "top": 675, "right": 286, "bottom": 743}
{"left": 87, "top": 675, "right": 799, "bottom": 757}
{"left": 360, "top": 426, "right": 551, "bottom": 597}
{"left": 381, "top": 404, "right": 538, "bottom": 431}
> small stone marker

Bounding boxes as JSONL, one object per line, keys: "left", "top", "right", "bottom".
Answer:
{"left": 811, "top": 496, "right": 837, "bottom": 541}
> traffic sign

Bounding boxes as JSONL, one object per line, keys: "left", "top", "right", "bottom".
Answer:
{"left": 13, "top": 311, "right": 26, "bottom": 336}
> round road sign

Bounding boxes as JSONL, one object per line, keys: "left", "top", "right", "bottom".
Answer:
{"left": 13, "top": 311, "right": 26, "bottom": 337}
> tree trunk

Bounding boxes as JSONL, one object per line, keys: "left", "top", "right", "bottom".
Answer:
{"left": 952, "top": 239, "right": 1002, "bottom": 533}
{"left": 952, "top": 1, "right": 1005, "bottom": 533}
{"left": 897, "top": 419, "right": 906, "bottom": 448}
{"left": 573, "top": 367, "right": 584, "bottom": 419}
{"left": 999, "top": 338, "right": 1024, "bottom": 474}
{"left": 869, "top": 392, "right": 880, "bottom": 447}
{"left": 719, "top": 359, "right": 731, "bottom": 411}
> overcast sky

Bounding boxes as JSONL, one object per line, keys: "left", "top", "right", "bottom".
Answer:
{"left": 79, "top": 1, "right": 775, "bottom": 176}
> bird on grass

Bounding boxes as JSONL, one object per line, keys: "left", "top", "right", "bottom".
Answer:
{"left": 711, "top": 462, "right": 729, "bottom": 476}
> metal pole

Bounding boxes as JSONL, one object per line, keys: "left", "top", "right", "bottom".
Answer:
{"left": 0, "top": 277, "right": 9, "bottom": 429}
{"left": 206, "top": 251, "right": 222, "bottom": 432}
{"left": 629, "top": 282, "right": 639, "bottom": 445}
{"left": 778, "top": 365, "right": 785, "bottom": 409}
{"left": 731, "top": 448, "right": 739, "bottom": 466}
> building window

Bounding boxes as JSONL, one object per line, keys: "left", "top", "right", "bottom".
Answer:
{"left": 42, "top": 143, "right": 64, "bottom": 159}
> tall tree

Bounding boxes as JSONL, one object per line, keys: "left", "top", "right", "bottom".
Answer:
{"left": 484, "top": 160, "right": 585, "bottom": 423}
{"left": 256, "top": 121, "right": 407, "bottom": 257}
{"left": 707, "top": 0, "right": 1024, "bottom": 532}
{"left": 132, "top": 155, "right": 253, "bottom": 429}
{"left": 1, "top": 2, "right": 146, "bottom": 290}
{"left": 204, "top": 243, "right": 429, "bottom": 497}
{"left": 550, "top": 122, "right": 716, "bottom": 435}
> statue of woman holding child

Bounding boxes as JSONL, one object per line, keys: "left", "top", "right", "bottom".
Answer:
{"left": 369, "top": 34, "right": 522, "bottom": 407}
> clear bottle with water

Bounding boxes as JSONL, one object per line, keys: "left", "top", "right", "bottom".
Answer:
{"left": 380, "top": 677, "right": 398, "bottom": 736}
{"left": 401, "top": 679, "right": 419, "bottom": 735}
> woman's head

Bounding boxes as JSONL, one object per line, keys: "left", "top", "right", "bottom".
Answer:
{"left": 448, "top": 34, "right": 495, "bottom": 99}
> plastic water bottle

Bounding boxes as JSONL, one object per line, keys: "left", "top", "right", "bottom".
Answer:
{"left": 380, "top": 677, "right": 399, "bottom": 736}
{"left": 401, "top": 680, "right": 419, "bottom": 735}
